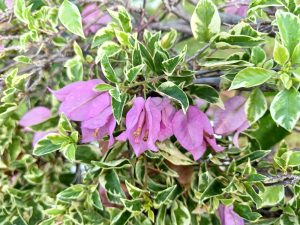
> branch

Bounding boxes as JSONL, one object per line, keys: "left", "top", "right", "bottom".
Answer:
{"left": 264, "top": 174, "right": 300, "bottom": 186}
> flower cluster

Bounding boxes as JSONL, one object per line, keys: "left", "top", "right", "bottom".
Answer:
{"left": 46, "top": 80, "right": 232, "bottom": 160}
{"left": 20, "top": 79, "right": 252, "bottom": 161}
{"left": 50, "top": 79, "right": 116, "bottom": 147}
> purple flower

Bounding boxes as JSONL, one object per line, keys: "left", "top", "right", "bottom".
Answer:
{"left": 213, "top": 96, "right": 250, "bottom": 148}
{"left": 19, "top": 107, "right": 53, "bottom": 146}
{"left": 117, "top": 97, "right": 175, "bottom": 156}
{"left": 82, "top": 3, "right": 111, "bottom": 35}
{"left": 218, "top": 205, "right": 244, "bottom": 225}
{"left": 51, "top": 79, "right": 116, "bottom": 146}
{"left": 172, "top": 106, "right": 224, "bottom": 160}
{"left": 224, "top": 0, "right": 248, "bottom": 17}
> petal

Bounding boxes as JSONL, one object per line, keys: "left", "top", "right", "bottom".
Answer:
{"left": 50, "top": 79, "right": 103, "bottom": 102}
{"left": 198, "top": 111, "right": 225, "bottom": 152}
{"left": 144, "top": 97, "right": 162, "bottom": 151}
{"left": 19, "top": 107, "right": 51, "bottom": 127}
{"left": 214, "top": 96, "right": 247, "bottom": 136}
{"left": 192, "top": 141, "right": 207, "bottom": 160}
{"left": 172, "top": 106, "right": 204, "bottom": 157}
{"left": 158, "top": 99, "right": 175, "bottom": 141}
{"left": 98, "top": 14, "right": 111, "bottom": 26}
{"left": 233, "top": 121, "right": 250, "bottom": 148}
{"left": 59, "top": 91, "right": 110, "bottom": 121}
{"left": 125, "top": 97, "right": 145, "bottom": 131}
{"left": 82, "top": 3, "right": 99, "bottom": 18}
{"left": 218, "top": 205, "right": 245, "bottom": 225}
{"left": 81, "top": 106, "right": 113, "bottom": 129}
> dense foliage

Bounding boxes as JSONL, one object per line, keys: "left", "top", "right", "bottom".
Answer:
{"left": 1, "top": 0, "right": 300, "bottom": 224}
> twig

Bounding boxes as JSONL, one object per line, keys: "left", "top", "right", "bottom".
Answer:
{"left": 264, "top": 174, "right": 300, "bottom": 186}
{"left": 187, "top": 43, "right": 211, "bottom": 62}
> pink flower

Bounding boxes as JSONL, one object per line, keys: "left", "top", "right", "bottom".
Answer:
{"left": 51, "top": 79, "right": 116, "bottom": 146}
{"left": 224, "top": 0, "right": 248, "bottom": 17}
{"left": 213, "top": 96, "right": 250, "bottom": 148}
{"left": 117, "top": 97, "right": 175, "bottom": 156}
{"left": 172, "top": 106, "right": 224, "bottom": 160}
{"left": 19, "top": 107, "right": 53, "bottom": 146}
{"left": 82, "top": 3, "right": 111, "bottom": 35}
{"left": 5, "top": 0, "right": 13, "bottom": 9}
{"left": 218, "top": 205, "right": 244, "bottom": 225}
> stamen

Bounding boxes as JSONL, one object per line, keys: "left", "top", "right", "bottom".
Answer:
{"left": 93, "top": 128, "right": 99, "bottom": 138}
{"left": 132, "top": 110, "right": 146, "bottom": 138}
{"left": 143, "top": 130, "right": 149, "bottom": 141}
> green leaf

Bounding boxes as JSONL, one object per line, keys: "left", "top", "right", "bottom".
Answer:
{"left": 125, "top": 64, "right": 144, "bottom": 82}
{"left": 58, "top": 113, "right": 74, "bottom": 135}
{"left": 189, "top": 84, "right": 220, "bottom": 104}
{"left": 58, "top": 0, "right": 85, "bottom": 38}
{"left": 161, "top": 29, "right": 177, "bottom": 49}
{"left": 162, "top": 47, "right": 186, "bottom": 75}
{"left": 115, "top": 30, "right": 130, "bottom": 46}
{"left": 245, "top": 88, "right": 268, "bottom": 124}
{"left": 96, "top": 41, "right": 120, "bottom": 63}
{"left": 99, "top": 170, "right": 125, "bottom": 203}
{"left": 247, "top": 112, "right": 289, "bottom": 149}
{"left": 76, "top": 145, "right": 100, "bottom": 163}
{"left": 57, "top": 184, "right": 85, "bottom": 202}
{"left": 61, "top": 143, "right": 76, "bottom": 162}
{"left": 112, "top": 93, "right": 127, "bottom": 124}
{"left": 230, "top": 67, "right": 275, "bottom": 90}
{"left": 250, "top": 46, "right": 266, "bottom": 65}
{"left": 33, "top": 134, "right": 61, "bottom": 156}
{"left": 190, "top": 0, "right": 221, "bottom": 42}
{"left": 0, "top": 103, "right": 17, "bottom": 120}
{"left": 132, "top": 43, "right": 142, "bottom": 66}
{"left": 234, "top": 203, "right": 262, "bottom": 221}
{"left": 199, "top": 177, "right": 226, "bottom": 201}
{"left": 281, "top": 151, "right": 300, "bottom": 167}
{"left": 111, "top": 210, "right": 131, "bottom": 225}
{"left": 65, "top": 57, "right": 83, "bottom": 81}
{"left": 14, "top": 55, "right": 32, "bottom": 64}
{"left": 120, "top": 198, "right": 143, "bottom": 213}
{"left": 100, "top": 55, "right": 119, "bottom": 83}
{"left": 139, "top": 43, "right": 155, "bottom": 71}
{"left": 14, "top": 0, "right": 26, "bottom": 23}
{"left": 94, "top": 83, "right": 115, "bottom": 92}
{"left": 92, "top": 159, "right": 131, "bottom": 169}
{"left": 270, "top": 87, "right": 300, "bottom": 131}
{"left": 91, "top": 190, "right": 103, "bottom": 210}
{"left": 157, "top": 81, "right": 189, "bottom": 113}
{"left": 236, "top": 150, "right": 271, "bottom": 165}
{"left": 125, "top": 181, "right": 149, "bottom": 198}
{"left": 73, "top": 41, "right": 84, "bottom": 61}
{"left": 291, "top": 42, "right": 300, "bottom": 64}
{"left": 244, "top": 183, "right": 262, "bottom": 205}
{"left": 157, "top": 141, "right": 196, "bottom": 166}
{"left": 154, "top": 185, "right": 177, "bottom": 208}
{"left": 92, "top": 27, "right": 115, "bottom": 48}
{"left": 171, "top": 201, "right": 191, "bottom": 225}
{"left": 109, "top": 6, "right": 132, "bottom": 32}
{"left": 258, "top": 185, "right": 284, "bottom": 208}
{"left": 109, "top": 86, "right": 121, "bottom": 102}
{"left": 276, "top": 11, "right": 300, "bottom": 54}
{"left": 273, "top": 40, "right": 289, "bottom": 65}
